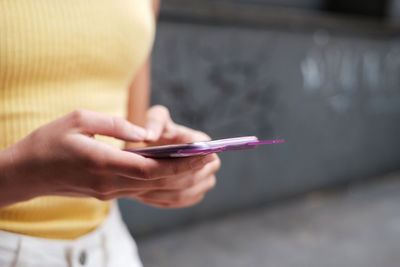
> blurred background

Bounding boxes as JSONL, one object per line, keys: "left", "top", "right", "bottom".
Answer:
{"left": 120, "top": 0, "right": 400, "bottom": 266}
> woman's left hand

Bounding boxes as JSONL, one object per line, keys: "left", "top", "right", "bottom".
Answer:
{"left": 131, "top": 105, "right": 221, "bottom": 208}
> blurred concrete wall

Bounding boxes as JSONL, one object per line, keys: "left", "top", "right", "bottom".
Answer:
{"left": 120, "top": 1, "right": 400, "bottom": 236}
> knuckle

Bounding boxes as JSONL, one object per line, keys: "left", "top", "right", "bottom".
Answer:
{"left": 110, "top": 116, "right": 125, "bottom": 132}
{"left": 109, "top": 116, "right": 117, "bottom": 132}
{"left": 92, "top": 179, "right": 112, "bottom": 195}
{"left": 69, "top": 109, "right": 87, "bottom": 127}
{"left": 137, "top": 162, "right": 152, "bottom": 180}
{"left": 187, "top": 177, "right": 197, "bottom": 187}
{"left": 173, "top": 191, "right": 186, "bottom": 203}
{"left": 153, "top": 105, "right": 170, "bottom": 116}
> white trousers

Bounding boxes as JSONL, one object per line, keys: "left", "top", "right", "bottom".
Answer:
{"left": 0, "top": 202, "right": 143, "bottom": 267}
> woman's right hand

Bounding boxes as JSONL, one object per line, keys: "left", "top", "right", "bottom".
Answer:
{"left": 0, "top": 109, "right": 213, "bottom": 208}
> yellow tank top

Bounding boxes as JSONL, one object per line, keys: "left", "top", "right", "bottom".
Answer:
{"left": 0, "top": 0, "right": 155, "bottom": 239}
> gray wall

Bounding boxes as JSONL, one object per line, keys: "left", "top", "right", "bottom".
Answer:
{"left": 120, "top": 3, "right": 400, "bottom": 236}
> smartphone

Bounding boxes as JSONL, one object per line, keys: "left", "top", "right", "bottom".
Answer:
{"left": 126, "top": 136, "right": 285, "bottom": 158}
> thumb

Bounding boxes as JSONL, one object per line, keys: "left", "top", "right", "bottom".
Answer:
{"left": 68, "top": 109, "right": 147, "bottom": 142}
{"left": 145, "top": 105, "right": 171, "bottom": 142}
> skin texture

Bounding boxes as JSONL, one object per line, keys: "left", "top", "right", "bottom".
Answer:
{"left": 0, "top": 0, "right": 220, "bottom": 210}
{"left": 133, "top": 105, "right": 220, "bottom": 208}
{"left": 0, "top": 108, "right": 220, "bottom": 209}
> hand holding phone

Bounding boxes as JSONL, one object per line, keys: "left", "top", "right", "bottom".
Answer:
{"left": 126, "top": 136, "right": 285, "bottom": 158}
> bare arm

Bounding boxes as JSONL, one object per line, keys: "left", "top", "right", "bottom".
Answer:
{"left": 125, "top": 0, "right": 161, "bottom": 145}
{"left": 126, "top": 0, "right": 160, "bottom": 126}
{"left": 126, "top": 59, "right": 151, "bottom": 129}
{"left": 0, "top": 110, "right": 213, "bottom": 209}
{"left": 123, "top": 0, "right": 221, "bottom": 209}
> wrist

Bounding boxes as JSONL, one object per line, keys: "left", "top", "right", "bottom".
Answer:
{"left": 0, "top": 144, "right": 43, "bottom": 208}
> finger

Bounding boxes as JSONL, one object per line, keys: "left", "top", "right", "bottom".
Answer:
{"left": 135, "top": 194, "right": 205, "bottom": 209}
{"left": 90, "top": 154, "right": 220, "bottom": 198}
{"left": 95, "top": 155, "right": 219, "bottom": 197}
{"left": 107, "top": 149, "right": 217, "bottom": 180}
{"left": 145, "top": 105, "right": 171, "bottom": 141}
{"left": 126, "top": 155, "right": 220, "bottom": 190}
{"left": 138, "top": 175, "right": 216, "bottom": 204}
{"left": 67, "top": 109, "right": 147, "bottom": 141}
{"left": 164, "top": 156, "right": 220, "bottom": 189}
{"left": 165, "top": 124, "right": 212, "bottom": 144}
{"left": 90, "top": 179, "right": 210, "bottom": 206}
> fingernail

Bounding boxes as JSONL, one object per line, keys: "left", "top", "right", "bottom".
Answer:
{"left": 191, "top": 155, "right": 215, "bottom": 170}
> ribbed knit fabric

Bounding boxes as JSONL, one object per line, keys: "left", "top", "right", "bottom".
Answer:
{"left": 0, "top": 0, "right": 155, "bottom": 239}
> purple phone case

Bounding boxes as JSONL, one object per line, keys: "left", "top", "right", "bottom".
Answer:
{"left": 126, "top": 136, "right": 285, "bottom": 158}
